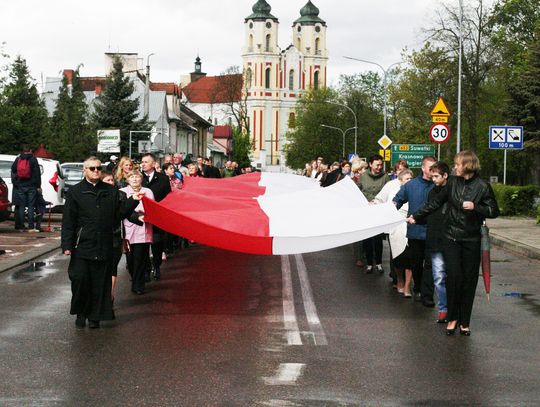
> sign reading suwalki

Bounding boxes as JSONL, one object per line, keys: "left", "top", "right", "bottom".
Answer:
{"left": 391, "top": 144, "right": 436, "bottom": 168}
{"left": 97, "top": 129, "right": 121, "bottom": 153}
{"left": 430, "top": 97, "right": 451, "bottom": 123}
{"left": 489, "top": 126, "right": 524, "bottom": 150}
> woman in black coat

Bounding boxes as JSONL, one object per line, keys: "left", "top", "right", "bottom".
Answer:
{"left": 408, "top": 151, "right": 499, "bottom": 336}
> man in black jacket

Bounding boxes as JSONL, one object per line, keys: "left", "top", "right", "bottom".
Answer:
{"left": 11, "top": 146, "right": 41, "bottom": 231}
{"left": 141, "top": 153, "right": 171, "bottom": 280}
{"left": 62, "top": 157, "right": 142, "bottom": 329}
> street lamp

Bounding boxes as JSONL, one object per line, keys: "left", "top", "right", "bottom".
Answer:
{"left": 457, "top": 0, "right": 463, "bottom": 153}
{"left": 343, "top": 56, "right": 403, "bottom": 140}
{"left": 320, "top": 124, "right": 356, "bottom": 158}
{"left": 325, "top": 101, "right": 358, "bottom": 155}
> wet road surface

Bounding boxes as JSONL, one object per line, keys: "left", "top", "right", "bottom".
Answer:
{"left": 0, "top": 243, "right": 539, "bottom": 406}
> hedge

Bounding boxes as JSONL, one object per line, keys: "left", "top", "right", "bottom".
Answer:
{"left": 537, "top": 203, "right": 540, "bottom": 224}
{"left": 491, "top": 184, "right": 539, "bottom": 217}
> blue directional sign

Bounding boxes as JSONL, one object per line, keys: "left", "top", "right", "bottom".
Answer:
{"left": 489, "top": 126, "right": 524, "bottom": 150}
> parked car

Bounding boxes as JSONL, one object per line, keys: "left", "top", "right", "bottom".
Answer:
{"left": 60, "top": 162, "right": 109, "bottom": 194}
{"left": 0, "top": 176, "right": 10, "bottom": 222}
{"left": 0, "top": 154, "right": 65, "bottom": 211}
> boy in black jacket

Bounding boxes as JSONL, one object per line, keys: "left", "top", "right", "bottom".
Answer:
{"left": 426, "top": 161, "right": 450, "bottom": 323}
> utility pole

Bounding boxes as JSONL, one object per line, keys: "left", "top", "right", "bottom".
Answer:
{"left": 457, "top": 0, "right": 463, "bottom": 153}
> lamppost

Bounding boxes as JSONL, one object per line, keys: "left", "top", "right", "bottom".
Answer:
{"left": 457, "top": 0, "right": 463, "bottom": 153}
{"left": 325, "top": 101, "right": 358, "bottom": 155}
{"left": 343, "top": 56, "right": 403, "bottom": 140}
{"left": 320, "top": 124, "right": 356, "bottom": 158}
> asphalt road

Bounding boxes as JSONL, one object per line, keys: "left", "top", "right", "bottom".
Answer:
{"left": 0, "top": 242, "right": 539, "bottom": 406}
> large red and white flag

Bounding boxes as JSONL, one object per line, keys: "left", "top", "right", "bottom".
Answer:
{"left": 142, "top": 173, "right": 404, "bottom": 255}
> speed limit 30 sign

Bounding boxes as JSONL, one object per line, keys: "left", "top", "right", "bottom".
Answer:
{"left": 430, "top": 123, "right": 450, "bottom": 144}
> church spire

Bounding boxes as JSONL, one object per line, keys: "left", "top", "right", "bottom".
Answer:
{"left": 295, "top": 1, "right": 326, "bottom": 26}
{"left": 245, "top": 0, "right": 278, "bottom": 22}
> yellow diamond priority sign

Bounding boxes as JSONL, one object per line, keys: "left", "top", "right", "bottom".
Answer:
{"left": 378, "top": 135, "right": 393, "bottom": 150}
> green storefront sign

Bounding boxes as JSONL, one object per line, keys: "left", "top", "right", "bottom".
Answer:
{"left": 391, "top": 144, "right": 436, "bottom": 168}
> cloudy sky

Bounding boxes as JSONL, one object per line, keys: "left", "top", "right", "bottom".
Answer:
{"left": 2, "top": 0, "right": 442, "bottom": 89}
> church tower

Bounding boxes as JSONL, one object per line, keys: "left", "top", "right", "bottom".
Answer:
{"left": 293, "top": 1, "right": 328, "bottom": 89}
{"left": 243, "top": 0, "right": 328, "bottom": 168}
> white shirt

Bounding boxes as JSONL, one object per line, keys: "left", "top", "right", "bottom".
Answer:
{"left": 145, "top": 170, "right": 155, "bottom": 183}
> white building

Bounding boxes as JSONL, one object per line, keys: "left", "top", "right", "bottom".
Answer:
{"left": 243, "top": 0, "right": 329, "bottom": 167}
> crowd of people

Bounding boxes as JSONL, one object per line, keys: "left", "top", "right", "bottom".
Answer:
{"left": 302, "top": 151, "right": 499, "bottom": 336}
{"left": 53, "top": 146, "right": 499, "bottom": 334}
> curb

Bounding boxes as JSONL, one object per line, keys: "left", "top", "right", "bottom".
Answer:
{"left": 0, "top": 241, "right": 61, "bottom": 274}
{"left": 490, "top": 233, "right": 540, "bottom": 261}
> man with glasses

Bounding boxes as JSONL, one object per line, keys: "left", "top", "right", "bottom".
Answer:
{"left": 61, "top": 156, "right": 143, "bottom": 329}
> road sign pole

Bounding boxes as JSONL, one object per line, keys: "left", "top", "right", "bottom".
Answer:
{"left": 437, "top": 144, "right": 440, "bottom": 161}
{"left": 503, "top": 149, "right": 507, "bottom": 185}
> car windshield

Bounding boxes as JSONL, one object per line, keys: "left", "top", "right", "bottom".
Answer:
{"left": 0, "top": 161, "right": 11, "bottom": 179}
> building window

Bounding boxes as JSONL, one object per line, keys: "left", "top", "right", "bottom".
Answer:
{"left": 288, "top": 112, "right": 296, "bottom": 128}
{"left": 314, "top": 71, "right": 320, "bottom": 90}
{"left": 246, "top": 68, "right": 253, "bottom": 88}
{"left": 315, "top": 38, "right": 320, "bottom": 55}
{"left": 249, "top": 34, "right": 254, "bottom": 51}
{"left": 289, "top": 69, "right": 294, "bottom": 91}
{"left": 296, "top": 37, "right": 301, "bottom": 50}
{"left": 265, "top": 34, "right": 271, "bottom": 52}
{"left": 265, "top": 67, "right": 271, "bottom": 89}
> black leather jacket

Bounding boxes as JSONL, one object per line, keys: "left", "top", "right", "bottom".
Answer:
{"left": 413, "top": 174, "right": 499, "bottom": 242}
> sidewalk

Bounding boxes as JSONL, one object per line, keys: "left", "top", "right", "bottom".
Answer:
{"left": 487, "top": 217, "right": 540, "bottom": 261}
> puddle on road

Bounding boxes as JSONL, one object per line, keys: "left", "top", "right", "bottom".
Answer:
{"left": 9, "top": 257, "right": 61, "bottom": 284}
{"left": 502, "top": 292, "right": 540, "bottom": 317}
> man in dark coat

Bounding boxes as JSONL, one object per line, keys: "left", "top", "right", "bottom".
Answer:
{"left": 62, "top": 157, "right": 142, "bottom": 329}
{"left": 203, "top": 158, "right": 222, "bottom": 178}
{"left": 11, "top": 145, "right": 41, "bottom": 231}
{"left": 140, "top": 153, "right": 171, "bottom": 280}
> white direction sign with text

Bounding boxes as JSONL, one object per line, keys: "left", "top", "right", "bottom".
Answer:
{"left": 97, "top": 129, "right": 120, "bottom": 153}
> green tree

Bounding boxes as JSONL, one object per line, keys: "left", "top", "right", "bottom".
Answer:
{"left": 91, "top": 56, "right": 150, "bottom": 156}
{"left": 0, "top": 56, "right": 49, "bottom": 153}
{"left": 285, "top": 87, "right": 345, "bottom": 169}
{"left": 232, "top": 127, "right": 252, "bottom": 169}
{"left": 48, "top": 68, "right": 95, "bottom": 162}
{"left": 506, "top": 27, "right": 540, "bottom": 184}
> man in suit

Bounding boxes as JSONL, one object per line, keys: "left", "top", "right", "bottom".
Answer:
{"left": 140, "top": 153, "right": 171, "bottom": 280}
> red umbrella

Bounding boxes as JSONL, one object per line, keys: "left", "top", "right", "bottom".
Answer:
{"left": 480, "top": 221, "right": 491, "bottom": 302}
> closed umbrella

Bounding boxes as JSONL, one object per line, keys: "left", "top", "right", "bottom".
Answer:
{"left": 480, "top": 221, "right": 491, "bottom": 302}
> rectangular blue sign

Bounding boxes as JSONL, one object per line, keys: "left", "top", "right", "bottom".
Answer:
{"left": 489, "top": 126, "right": 524, "bottom": 150}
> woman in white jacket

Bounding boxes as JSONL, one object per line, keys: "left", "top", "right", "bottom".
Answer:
{"left": 373, "top": 169, "right": 414, "bottom": 296}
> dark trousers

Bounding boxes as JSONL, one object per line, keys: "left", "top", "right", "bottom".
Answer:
{"left": 15, "top": 186, "right": 37, "bottom": 229}
{"left": 363, "top": 234, "right": 383, "bottom": 265}
{"left": 68, "top": 256, "right": 113, "bottom": 321}
{"left": 127, "top": 243, "right": 150, "bottom": 293}
{"left": 408, "top": 239, "right": 434, "bottom": 301}
{"left": 151, "top": 231, "right": 164, "bottom": 268}
{"left": 444, "top": 238, "right": 481, "bottom": 326}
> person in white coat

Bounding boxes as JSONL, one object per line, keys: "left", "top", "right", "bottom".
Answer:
{"left": 373, "top": 169, "right": 414, "bottom": 296}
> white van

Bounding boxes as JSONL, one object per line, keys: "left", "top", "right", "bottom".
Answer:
{"left": 0, "top": 154, "right": 65, "bottom": 211}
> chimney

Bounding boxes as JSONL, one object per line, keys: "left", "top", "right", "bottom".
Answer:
{"left": 63, "top": 69, "right": 74, "bottom": 85}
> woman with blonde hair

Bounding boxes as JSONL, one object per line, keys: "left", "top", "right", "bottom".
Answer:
{"left": 114, "top": 157, "right": 134, "bottom": 188}
{"left": 409, "top": 151, "right": 499, "bottom": 335}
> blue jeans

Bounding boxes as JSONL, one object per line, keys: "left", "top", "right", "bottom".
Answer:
{"left": 431, "top": 252, "right": 447, "bottom": 312}
{"left": 15, "top": 186, "right": 37, "bottom": 229}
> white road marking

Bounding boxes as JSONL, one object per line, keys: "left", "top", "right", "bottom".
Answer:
{"left": 281, "top": 255, "right": 302, "bottom": 345}
{"left": 262, "top": 363, "right": 305, "bottom": 386}
{"left": 294, "top": 254, "right": 328, "bottom": 346}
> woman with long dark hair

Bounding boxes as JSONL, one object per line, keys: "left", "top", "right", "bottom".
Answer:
{"left": 408, "top": 151, "right": 499, "bottom": 336}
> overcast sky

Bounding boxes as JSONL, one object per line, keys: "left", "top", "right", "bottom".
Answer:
{"left": 2, "top": 0, "right": 442, "bottom": 89}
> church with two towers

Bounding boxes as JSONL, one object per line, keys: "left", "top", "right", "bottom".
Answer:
{"left": 243, "top": 0, "right": 328, "bottom": 166}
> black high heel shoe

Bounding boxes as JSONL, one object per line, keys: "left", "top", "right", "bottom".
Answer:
{"left": 459, "top": 326, "right": 471, "bottom": 336}
{"left": 446, "top": 321, "right": 458, "bottom": 335}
